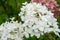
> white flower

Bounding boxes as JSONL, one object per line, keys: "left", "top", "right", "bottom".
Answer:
{"left": 0, "top": 2, "right": 60, "bottom": 40}
{"left": 0, "top": 20, "right": 24, "bottom": 40}
{"left": 19, "top": 2, "right": 60, "bottom": 38}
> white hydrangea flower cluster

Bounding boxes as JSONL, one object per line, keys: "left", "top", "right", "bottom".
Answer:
{"left": 19, "top": 2, "right": 60, "bottom": 38}
{"left": 0, "top": 20, "right": 24, "bottom": 40}
{"left": 0, "top": 2, "right": 60, "bottom": 40}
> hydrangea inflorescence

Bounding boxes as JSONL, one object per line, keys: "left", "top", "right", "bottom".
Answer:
{"left": 0, "top": 2, "right": 60, "bottom": 40}
{"left": 19, "top": 2, "right": 60, "bottom": 38}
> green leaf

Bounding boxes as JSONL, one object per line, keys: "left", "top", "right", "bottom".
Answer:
{"left": 56, "top": 0, "right": 60, "bottom": 4}
{"left": 0, "top": 14, "right": 8, "bottom": 24}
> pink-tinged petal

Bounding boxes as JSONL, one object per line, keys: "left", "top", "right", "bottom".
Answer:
{"left": 58, "top": 8, "right": 60, "bottom": 11}
{"left": 31, "top": 0, "right": 39, "bottom": 3}
{"left": 52, "top": 8, "right": 60, "bottom": 18}
{"left": 39, "top": 0, "right": 45, "bottom": 3}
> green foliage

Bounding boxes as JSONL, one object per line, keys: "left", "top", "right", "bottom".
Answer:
{"left": 23, "top": 36, "right": 37, "bottom": 40}
{"left": 56, "top": 0, "right": 60, "bottom": 4}
{"left": 57, "top": 15, "right": 60, "bottom": 29}
{"left": 0, "top": 0, "right": 30, "bottom": 24}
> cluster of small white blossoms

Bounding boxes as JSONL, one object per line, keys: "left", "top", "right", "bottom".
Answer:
{"left": 0, "top": 2, "right": 60, "bottom": 40}
{"left": 19, "top": 2, "right": 60, "bottom": 38}
{"left": 0, "top": 19, "right": 24, "bottom": 40}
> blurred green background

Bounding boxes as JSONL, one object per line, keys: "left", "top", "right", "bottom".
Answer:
{"left": 0, "top": 0, "right": 60, "bottom": 40}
